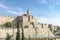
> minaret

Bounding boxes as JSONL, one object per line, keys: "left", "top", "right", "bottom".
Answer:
{"left": 27, "top": 9, "right": 29, "bottom": 15}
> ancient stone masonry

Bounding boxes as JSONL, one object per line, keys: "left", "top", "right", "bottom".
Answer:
{"left": 0, "top": 10, "right": 57, "bottom": 40}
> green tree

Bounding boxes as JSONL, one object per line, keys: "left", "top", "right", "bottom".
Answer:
{"left": 16, "top": 29, "right": 20, "bottom": 40}
{"left": 5, "top": 22, "right": 11, "bottom": 27}
{"left": 34, "top": 27, "right": 38, "bottom": 40}
{"left": 16, "top": 19, "right": 20, "bottom": 40}
{"left": 22, "top": 27, "right": 25, "bottom": 40}
{"left": 6, "top": 33, "right": 12, "bottom": 40}
{"left": 29, "top": 35, "right": 31, "bottom": 40}
{"left": 30, "top": 22, "right": 34, "bottom": 28}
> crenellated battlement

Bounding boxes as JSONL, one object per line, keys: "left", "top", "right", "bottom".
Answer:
{"left": 0, "top": 10, "right": 58, "bottom": 40}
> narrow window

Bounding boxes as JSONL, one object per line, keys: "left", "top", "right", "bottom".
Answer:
{"left": 42, "top": 24, "right": 43, "bottom": 29}
{"left": 28, "top": 16, "right": 30, "bottom": 22}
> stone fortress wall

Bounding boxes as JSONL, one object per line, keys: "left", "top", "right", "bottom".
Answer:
{"left": 0, "top": 15, "right": 17, "bottom": 28}
{"left": 0, "top": 10, "right": 58, "bottom": 40}
{"left": 0, "top": 27, "right": 54, "bottom": 38}
{"left": 0, "top": 15, "right": 54, "bottom": 39}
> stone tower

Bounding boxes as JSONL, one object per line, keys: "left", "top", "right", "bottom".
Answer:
{"left": 27, "top": 9, "right": 29, "bottom": 15}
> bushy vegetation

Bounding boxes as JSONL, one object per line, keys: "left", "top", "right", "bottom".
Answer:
{"left": 52, "top": 32, "right": 55, "bottom": 35}
{"left": 5, "top": 22, "right": 12, "bottom": 27}
{"left": 6, "top": 33, "right": 12, "bottom": 40}
{"left": 30, "top": 22, "right": 34, "bottom": 28}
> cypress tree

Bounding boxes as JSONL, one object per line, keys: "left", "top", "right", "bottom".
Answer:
{"left": 16, "top": 29, "right": 20, "bottom": 40}
{"left": 22, "top": 27, "right": 24, "bottom": 40}
{"left": 29, "top": 35, "right": 31, "bottom": 40}
{"left": 6, "top": 33, "right": 12, "bottom": 40}
{"left": 16, "top": 17, "right": 20, "bottom": 40}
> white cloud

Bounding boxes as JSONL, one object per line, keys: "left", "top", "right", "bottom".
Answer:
{"left": 37, "top": 0, "right": 60, "bottom": 10}
{"left": 37, "top": 0, "right": 46, "bottom": 3}
{"left": 6, "top": 10, "right": 24, "bottom": 15}
{"left": 0, "top": 3, "right": 24, "bottom": 15}
{"left": 47, "top": 0, "right": 60, "bottom": 9}
{"left": 7, "top": 10, "right": 20, "bottom": 15}
{"left": 37, "top": 16, "right": 60, "bottom": 26}
{"left": 56, "top": 0, "right": 60, "bottom": 4}
{"left": 18, "top": 8, "right": 23, "bottom": 11}
{"left": 48, "top": 4, "right": 55, "bottom": 10}
{"left": 0, "top": 4, "right": 9, "bottom": 9}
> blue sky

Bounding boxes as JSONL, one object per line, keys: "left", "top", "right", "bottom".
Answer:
{"left": 0, "top": 0, "right": 60, "bottom": 26}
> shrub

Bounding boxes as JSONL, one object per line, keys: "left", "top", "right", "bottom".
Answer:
{"left": 5, "top": 22, "right": 11, "bottom": 27}
{"left": 30, "top": 22, "right": 34, "bottom": 28}
{"left": 6, "top": 33, "right": 12, "bottom": 40}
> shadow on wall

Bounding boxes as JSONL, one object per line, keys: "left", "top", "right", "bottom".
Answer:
{"left": 0, "top": 17, "right": 17, "bottom": 28}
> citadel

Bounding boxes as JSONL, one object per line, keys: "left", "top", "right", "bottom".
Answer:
{"left": 0, "top": 10, "right": 59, "bottom": 40}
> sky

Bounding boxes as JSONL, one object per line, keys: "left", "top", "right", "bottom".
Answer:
{"left": 0, "top": 0, "right": 60, "bottom": 26}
